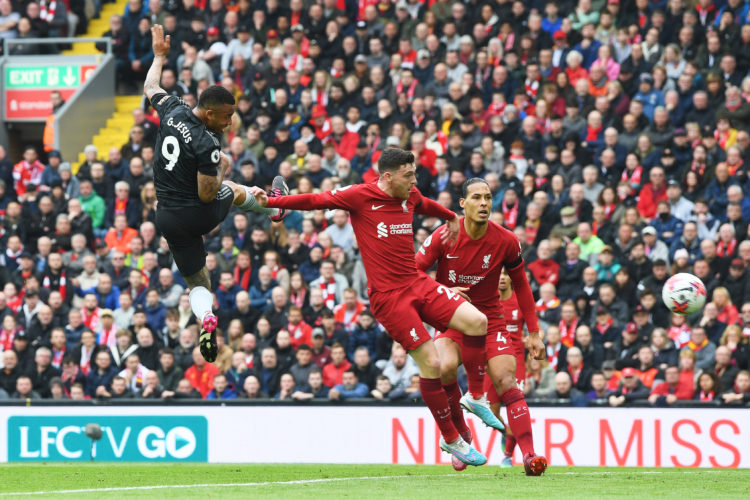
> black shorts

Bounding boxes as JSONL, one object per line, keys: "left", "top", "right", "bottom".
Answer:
{"left": 155, "top": 184, "right": 234, "bottom": 277}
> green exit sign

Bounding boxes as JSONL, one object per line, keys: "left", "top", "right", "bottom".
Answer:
{"left": 5, "top": 65, "right": 80, "bottom": 89}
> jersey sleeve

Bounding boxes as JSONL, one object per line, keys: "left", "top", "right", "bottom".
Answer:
{"left": 266, "top": 184, "right": 358, "bottom": 211}
{"left": 150, "top": 93, "right": 187, "bottom": 118}
{"left": 414, "top": 190, "right": 456, "bottom": 220}
{"left": 415, "top": 224, "right": 446, "bottom": 272}
{"left": 194, "top": 133, "right": 222, "bottom": 176}
{"left": 502, "top": 230, "right": 524, "bottom": 271}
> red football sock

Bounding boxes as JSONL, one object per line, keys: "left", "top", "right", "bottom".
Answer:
{"left": 443, "top": 381, "right": 469, "bottom": 435}
{"left": 504, "top": 434, "right": 517, "bottom": 458}
{"left": 420, "top": 377, "right": 459, "bottom": 443}
{"left": 461, "top": 334, "right": 487, "bottom": 398}
{"left": 501, "top": 388, "right": 535, "bottom": 456}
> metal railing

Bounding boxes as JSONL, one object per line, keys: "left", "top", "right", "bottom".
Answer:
{"left": 2, "top": 36, "right": 112, "bottom": 55}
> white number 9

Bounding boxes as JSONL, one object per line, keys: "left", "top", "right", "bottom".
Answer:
{"left": 161, "top": 136, "right": 180, "bottom": 171}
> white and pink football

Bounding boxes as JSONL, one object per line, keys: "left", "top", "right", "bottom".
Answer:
{"left": 662, "top": 273, "right": 707, "bottom": 315}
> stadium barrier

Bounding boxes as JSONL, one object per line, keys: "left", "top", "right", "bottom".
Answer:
{"left": 0, "top": 404, "right": 747, "bottom": 467}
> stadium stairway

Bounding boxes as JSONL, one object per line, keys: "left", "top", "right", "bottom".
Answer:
{"left": 72, "top": 95, "right": 141, "bottom": 172}
{"left": 63, "top": 0, "right": 129, "bottom": 55}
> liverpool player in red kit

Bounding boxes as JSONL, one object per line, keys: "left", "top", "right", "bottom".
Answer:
{"left": 416, "top": 179, "right": 548, "bottom": 476}
{"left": 251, "top": 148, "right": 488, "bottom": 465}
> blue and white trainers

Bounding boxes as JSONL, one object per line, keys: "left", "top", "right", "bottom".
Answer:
{"left": 460, "top": 393, "right": 506, "bottom": 432}
{"left": 500, "top": 456, "right": 513, "bottom": 468}
{"left": 439, "top": 436, "right": 487, "bottom": 466}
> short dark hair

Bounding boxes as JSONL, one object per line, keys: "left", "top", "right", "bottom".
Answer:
{"left": 462, "top": 177, "right": 489, "bottom": 197}
{"left": 378, "top": 147, "right": 415, "bottom": 172}
{"left": 297, "top": 344, "right": 311, "bottom": 352}
{"left": 198, "top": 85, "right": 236, "bottom": 110}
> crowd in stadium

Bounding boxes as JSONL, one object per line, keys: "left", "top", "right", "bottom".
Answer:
{"left": 1, "top": 0, "right": 750, "bottom": 407}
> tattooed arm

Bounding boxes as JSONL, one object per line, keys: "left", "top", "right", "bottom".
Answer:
{"left": 143, "top": 24, "right": 170, "bottom": 103}
{"left": 196, "top": 152, "right": 232, "bottom": 203}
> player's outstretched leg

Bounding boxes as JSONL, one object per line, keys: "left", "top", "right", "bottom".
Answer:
{"left": 447, "top": 303, "right": 504, "bottom": 431}
{"left": 488, "top": 355, "right": 546, "bottom": 476}
{"left": 435, "top": 336, "right": 472, "bottom": 471}
{"left": 222, "top": 180, "right": 286, "bottom": 222}
{"left": 185, "top": 267, "right": 218, "bottom": 362}
{"left": 410, "top": 340, "right": 487, "bottom": 466}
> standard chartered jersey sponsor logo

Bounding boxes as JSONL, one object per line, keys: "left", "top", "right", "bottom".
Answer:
{"left": 376, "top": 222, "right": 413, "bottom": 238}
{"left": 7, "top": 416, "right": 207, "bottom": 462}
{"left": 448, "top": 270, "right": 456, "bottom": 283}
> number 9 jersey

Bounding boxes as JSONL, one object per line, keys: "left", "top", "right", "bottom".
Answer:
{"left": 151, "top": 93, "right": 222, "bottom": 208}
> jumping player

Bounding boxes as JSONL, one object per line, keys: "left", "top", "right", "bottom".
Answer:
{"left": 415, "top": 178, "right": 548, "bottom": 476}
{"left": 143, "top": 25, "right": 286, "bottom": 363}
{"left": 251, "top": 148, "right": 489, "bottom": 465}
{"left": 490, "top": 270, "right": 531, "bottom": 468}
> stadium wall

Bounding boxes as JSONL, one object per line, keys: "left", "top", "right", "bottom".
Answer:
{"left": 0, "top": 406, "right": 748, "bottom": 467}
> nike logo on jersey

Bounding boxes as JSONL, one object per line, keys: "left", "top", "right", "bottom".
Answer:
{"left": 446, "top": 255, "right": 459, "bottom": 259}
{"left": 372, "top": 204, "right": 385, "bottom": 210}
{"left": 497, "top": 346, "right": 510, "bottom": 351}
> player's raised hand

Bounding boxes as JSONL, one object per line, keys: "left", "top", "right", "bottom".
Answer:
{"left": 441, "top": 216, "right": 460, "bottom": 246}
{"left": 151, "top": 24, "right": 171, "bottom": 57}
{"left": 527, "top": 331, "right": 545, "bottom": 360}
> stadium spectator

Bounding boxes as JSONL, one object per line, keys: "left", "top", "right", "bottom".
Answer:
{"left": 608, "top": 367, "right": 650, "bottom": 407}
{"left": 184, "top": 346, "right": 220, "bottom": 398}
{"left": 649, "top": 365, "right": 694, "bottom": 406}
{"left": 206, "top": 373, "right": 237, "bottom": 400}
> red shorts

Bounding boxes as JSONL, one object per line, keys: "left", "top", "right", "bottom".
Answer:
{"left": 485, "top": 320, "right": 526, "bottom": 405}
{"left": 369, "top": 273, "right": 466, "bottom": 352}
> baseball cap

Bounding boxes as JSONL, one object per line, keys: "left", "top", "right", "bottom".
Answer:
{"left": 19, "top": 251, "right": 33, "bottom": 260}
{"left": 553, "top": 30, "right": 566, "bottom": 40}
{"left": 459, "top": 35, "right": 473, "bottom": 45}
{"left": 360, "top": 309, "right": 375, "bottom": 319}
{"left": 596, "top": 305, "right": 610, "bottom": 315}
{"left": 626, "top": 321, "right": 640, "bottom": 333}
{"left": 95, "top": 238, "right": 108, "bottom": 249}
{"left": 14, "top": 331, "right": 28, "bottom": 341}
{"left": 417, "top": 49, "right": 430, "bottom": 59}
{"left": 267, "top": 29, "right": 278, "bottom": 39}
{"left": 608, "top": 0, "right": 620, "bottom": 4}
{"left": 602, "top": 360, "right": 616, "bottom": 370}
{"left": 662, "top": 148, "right": 674, "bottom": 158}
{"left": 312, "top": 104, "right": 327, "bottom": 118}
{"left": 253, "top": 71, "right": 265, "bottom": 81}
{"left": 48, "top": 150, "right": 61, "bottom": 159}
{"left": 100, "top": 309, "right": 114, "bottom": 318}
{"left": 386, "top": 136, "right": 401, "bottom": 146}
{"left": 356, "top": 21, "right": 367, "bottom": 29}
{"left": 312, "top": 327, "right": 325, "bottom": 338}
{"left": 207, "top": 26, "right": 219, "bottom": 36}
{"left": 674, "top": 248, "right": 689, "bottom": 261}
{"left": 674, "top": 128, "right": 686, "bottom": 136}
{"left": 237, "top": 24, "right": 250, "bottom": 33}
{"left": 291, "top": 24, "right": 304, "bottom": 33}
{"left": 561, "top": 206, "right": 576, "bottom": 217}
{"left": 702, "top": 124, "right": 716, "bottom": 138}
{"left": 461, "top": 116, "right": 475, "bottom": 125}
{"left": 731, "top": 258, "right": 745, "bottom": 268}
{"left": 357, "top": 141, "right": 367, "bottom": 148}
{"left": 24, "top": 289, "right": 38, "bottom": 298}
{"left": 396, "top": 1, "right": 408, "bottom": 10}
{"left": 355, "top": 54, "right": 368, "bottom": 64}
{"left": 286, "top": 102, "right": 298, "bottom": 113}
{"left": 600, "top": 245, "right": 613, "bottom": 254}
{"left": 639, "top": 73, "right": 654, "bottom": 84}
{"left": 667, "top": 178, "right": 680, "bottom": 187}
{"left": 641, "top": 226, "right": 657, "bottom": 236}
{"left": 621, "top": 367, "right": 637, "bottom": 378}
{"left": 653, "top": 259, "right": 667, "bottom": 267}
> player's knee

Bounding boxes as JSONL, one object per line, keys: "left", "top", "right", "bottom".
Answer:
{"left": 440, "top": 357, "right": 459, "bottom": 377}
{"left": 471, "top": 312, "right": 488, "bottom": 336}
{"left": 494, "top": 372, "right": 516, "bottom": 394}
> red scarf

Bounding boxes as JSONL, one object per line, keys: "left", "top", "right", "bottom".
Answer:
{"left": 234, "top": 265, "right": 251, "bottom": 290}
{"left": 290, "top": 289, "right": 307, "bottom": 308}
{"left": 699, "top": 390, "right": 715, "bottom": 401}
{"left": 621, "top": 165, "right": 643, "bottom": 189}
{"left": 320, "top": 280, "right": 337, "bottom": 310}
{"left": 52, "top": 346, "right": 65, "bottom": 369}
{"left": 688, "top": 338, "right": 709, "bottom": 352}
{"left": 502, "top": 201, "right": 519, "bottom": 229}
{"left": 524, "top": 78, "right": 540, "bottom": 99}
{"left": 586, "top": 125, "right": 602, "bottom": 142}
{"left": 536, "top": 297, "right": 560, "bottom": 313}
{"left": 114, "top": 198, "right": 127, "bottom": 216}
{"left": 43, "top": 270, "right": 66, "bottom": 301}
{"left": 717, "top": 239, "right": 737, "bottom": 257}
{"left": 81, "top": 307, "right": 100, "bottom": 332}
{"left": 559, "top": 318, "right": 577, "bottom": 348}
{"left": 525, "top": 218, "right": 540, "bottom": 245}
{"left": 568, "top": 362, "right": 584, "bottom": 385}
{"left": 690, "top": 161, "right": 707, "bottom": 178}
{"left": 546, "top": 342, "right": 561, "bottom": 370}
{"left": 396, "top": 79, "right": 418, "bottom": 103}
{"left": 602, "top": 203, "right": 617, "bottom": 219}
{"left": 728, "top": 159, "right": 743, "bottom": 176}
{"left": 596, "top": 317, "right": 614, "bottom": 336}
{"left": 0, "top": 328, "right": 18, "bottom": 351}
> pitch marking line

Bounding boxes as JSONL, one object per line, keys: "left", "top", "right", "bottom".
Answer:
{"left": 0, "top": 474, "right": 495, "bottom": 497}
{"left": 0, "top": 470, "right": 726, "bottom": 497}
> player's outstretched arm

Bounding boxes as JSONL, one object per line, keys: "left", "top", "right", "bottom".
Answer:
{"left": 143, "top": 24, "right": 170, "bottom": 103}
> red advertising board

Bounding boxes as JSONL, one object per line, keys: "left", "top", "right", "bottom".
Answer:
{"left": 4, "top": 64, "right": 96, "bottom": 120}
{"left": 4, "top": 89, "right": 77, "bottom": 120}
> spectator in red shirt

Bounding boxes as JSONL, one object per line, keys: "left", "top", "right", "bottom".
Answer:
{"left": 528, "top": 240, "right": 560, "bottom": 286}
{"left": 322, "top": 342, "right": 350, "bottom": 387}
{"left": 333, "top": 288, "right": 365, "bottom": 332}
{"left": 184, "top": 346, "right": 220, "bottom": 398}
{"left": 287, "top": 305, "right": 312, "bottom": 349}
{"left": 326, "top": 116, "right": 359, "bottom": 160}
{"left": 648, "top": 365, "right": 693, "bottom": 405}
{"left": 410, "top": 132, "right": 437, "bottom": 175}
{"left": 636, "top": 166, "right": 668, "bottom": 219}
{"left": 310, "top": 328, "right": 332, "bottom": 367}
{"left": 12, "top": 146, "right": 45, "bottom": 201}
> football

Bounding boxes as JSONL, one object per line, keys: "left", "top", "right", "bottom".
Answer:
{"left": 662, "top": 273, "right": 707, "bottom": 315}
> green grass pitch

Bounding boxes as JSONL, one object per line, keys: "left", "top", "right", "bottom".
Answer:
{"left": 0, "top": 464, "right": 748, "bottom": 499}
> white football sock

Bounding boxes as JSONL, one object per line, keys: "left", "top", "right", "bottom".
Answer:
{"left": 189, "top": 286, "right": 214, "bottom": 321}
{"left": 239, "top": 186, "right": 280, "bottom": 216}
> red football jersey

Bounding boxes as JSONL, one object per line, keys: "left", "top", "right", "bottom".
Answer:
{"left": 266, "top": 181, "right": 456, "bottom": 293}
{"left": 501, "top": 292, "right": 525, "bottom": 341}
{"left": 415, "top": 219, "right": 524, "bottom": 310}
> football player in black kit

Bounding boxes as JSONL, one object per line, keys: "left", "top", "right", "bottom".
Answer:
{"left": 143, "top": 24, "right": 288, "bottom": 363}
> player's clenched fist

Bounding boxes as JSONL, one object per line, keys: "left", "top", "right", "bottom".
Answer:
{"left": 527, "top": 332, "right": 545, "bottom": 360}
{"left": 151, "top": 24, "right": 171, "bottom": 57}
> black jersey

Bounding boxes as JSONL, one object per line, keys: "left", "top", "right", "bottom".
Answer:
{"left": 151, "top": 93, "right": 222, "bottom": 208}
